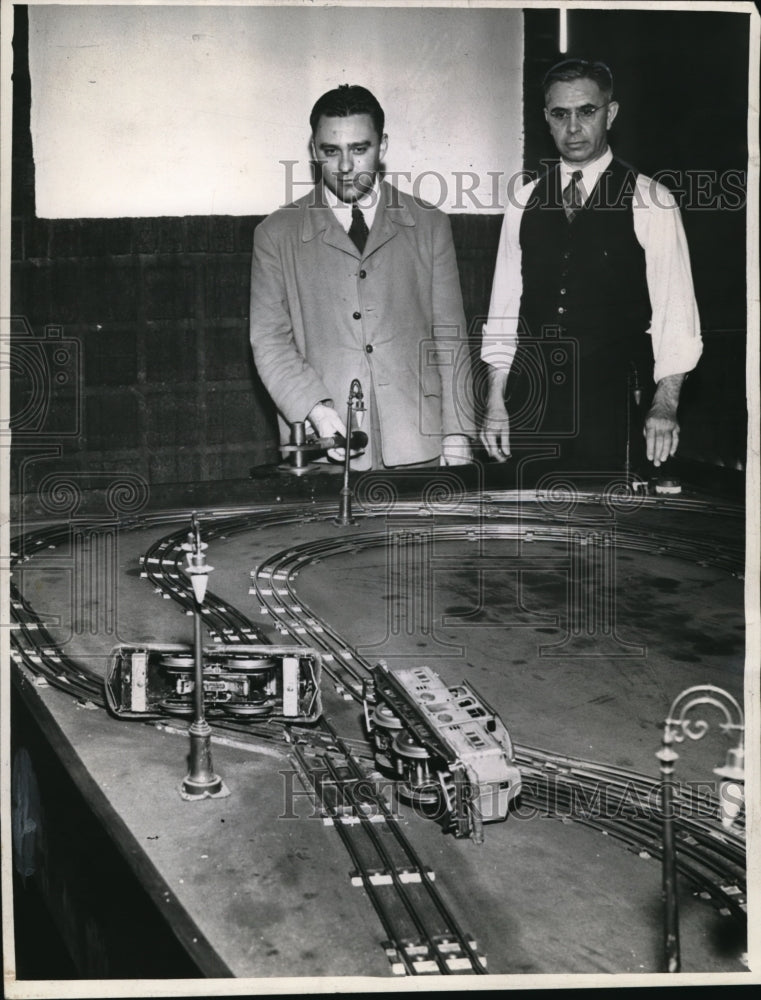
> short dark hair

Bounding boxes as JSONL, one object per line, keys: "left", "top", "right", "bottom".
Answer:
{"left": 542, "top": 59, "right": 614, "bottom": 102}
{"left": 309, "top": 84, "right": 385, "bottom": 138}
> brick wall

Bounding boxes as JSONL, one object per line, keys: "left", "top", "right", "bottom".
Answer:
{"left": 10, "top": 216, "right": 279, "bottom": 491}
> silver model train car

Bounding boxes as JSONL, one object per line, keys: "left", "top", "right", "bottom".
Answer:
{"left": 363, "top": 662, "right": 521, "bottom": 843}
{"left": 105, "top": 643, "right": 322, "bottom": 722}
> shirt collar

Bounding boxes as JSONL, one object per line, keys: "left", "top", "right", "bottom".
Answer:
{"left": 559, "top": 147, "right": 613, "bottom": 199}
{"left": 323, "top": 179, "right": 381, "bottom": 233}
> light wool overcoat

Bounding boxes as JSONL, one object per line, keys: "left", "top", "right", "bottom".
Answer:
{"left": 249, "top": 182, "right": 475, "bottom": 467}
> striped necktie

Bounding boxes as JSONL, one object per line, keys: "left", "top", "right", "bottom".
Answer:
{"left": 563, "top": 170, "right": 584, "bottom": 222}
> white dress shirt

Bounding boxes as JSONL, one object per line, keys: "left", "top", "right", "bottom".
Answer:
{"left": 481, "top": 148, "right": 702, "bottom": 385}
{"left": 323, "top": 179, "right": 380, "bottom": 233}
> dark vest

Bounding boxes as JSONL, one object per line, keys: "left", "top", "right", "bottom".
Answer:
{"left": 510, "top": 159, "right": 654, "bottom": 469}
{"left": 519, "top": 158, "right": 652, "bottom": 371}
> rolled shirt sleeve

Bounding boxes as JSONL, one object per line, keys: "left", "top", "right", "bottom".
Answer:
{"left": 634, "top": 176, "right": 703, "bottom": 384}
{"left": 480, "top": 180, "right": 537, "bottom": 374}
{"left": 481, "top": 172, "right": 702, "bottom": 386}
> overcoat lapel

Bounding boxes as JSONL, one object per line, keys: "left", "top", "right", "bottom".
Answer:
{"left": 300, "top": 195, "right": 359, "bottom": 257}
{"left": 299, "top": 181, "right": 416, "bottom": 259}
{"left": 364, "top": 182, "right": 416, "bottom": 257}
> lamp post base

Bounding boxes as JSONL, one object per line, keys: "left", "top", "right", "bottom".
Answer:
{"left": 179, "top": 721, "right": 230, "bottom": 800}
{"left": 179, "top": 774, "right": 230, "bottom": 801}
{"left": 334, "top": 487, "right": 355, "bottom": 526}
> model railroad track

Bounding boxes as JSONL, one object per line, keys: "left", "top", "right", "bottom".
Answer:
{"left": 9, "top": 491, "right": 747, "bottom": 972}
{"left": 291, "top": 722, "right": 489, "bottom": 975}
{"left": 514, "top": 748, "right": 747, "bottom": 923}
{"left": 10, "top": 524, "right": 107, "bottom": 704}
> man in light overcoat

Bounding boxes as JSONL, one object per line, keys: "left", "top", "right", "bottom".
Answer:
{"left": 249, "top": 85, "right": 475, "bottom": 470}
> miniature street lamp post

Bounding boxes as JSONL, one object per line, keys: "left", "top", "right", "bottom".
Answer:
{"left": 180, "top": 512, "right": 229, "bottom": 800}
{"left": 656, "top": 684, "right": 744, "bottom": 972}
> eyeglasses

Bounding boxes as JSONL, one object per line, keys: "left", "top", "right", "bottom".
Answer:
{"left": 547, "top": 103, "right": 609, "bottom": 123}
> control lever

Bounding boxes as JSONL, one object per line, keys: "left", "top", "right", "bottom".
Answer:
{"left": 281, "top": 429, "right": 368, "bottom": 454}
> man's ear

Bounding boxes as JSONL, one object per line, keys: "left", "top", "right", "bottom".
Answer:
{"left": 606, "top": 101, "right": 619, "bottom": 130}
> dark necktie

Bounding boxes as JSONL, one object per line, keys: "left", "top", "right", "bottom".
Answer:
{"left": 348, "top": 204, "right": 369, "bottom": 253}
{"left": 563, "top": 170, "right": 584, "bottom": 222}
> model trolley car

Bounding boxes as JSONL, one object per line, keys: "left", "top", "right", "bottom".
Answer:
{"left": 363, "top": 661, "right": 521, "bottom": 843}
{"left": 105, "top": 643, "right": 323, "bottom": 722}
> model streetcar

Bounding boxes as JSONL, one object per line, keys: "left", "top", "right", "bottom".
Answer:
{"left": 363, "top": 661, "right": 521, "bottom": 843}
{"left": 105, "top": 642, "right": 322, "bottom": 722}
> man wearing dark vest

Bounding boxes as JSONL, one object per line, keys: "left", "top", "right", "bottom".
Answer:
{"left": 480, "top": 59, "right": 702, "bottom": 478}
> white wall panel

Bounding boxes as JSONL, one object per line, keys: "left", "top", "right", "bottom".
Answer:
{"left": 28, "top": 2, "right": 523, "bottom": 217}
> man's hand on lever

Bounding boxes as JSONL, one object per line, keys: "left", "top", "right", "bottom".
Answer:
{"left": 480, "top": 368, "right": 511, "bottom": 462}
{"left": 306, "top": 400, "right": 363, "bottom": 462}
{"left": 644, "top": 373, "right": 685, "bottom": 468}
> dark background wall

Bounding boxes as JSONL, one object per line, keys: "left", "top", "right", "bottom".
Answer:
{"left": 9, "top": 6, "right": 751, "bottom": 497}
